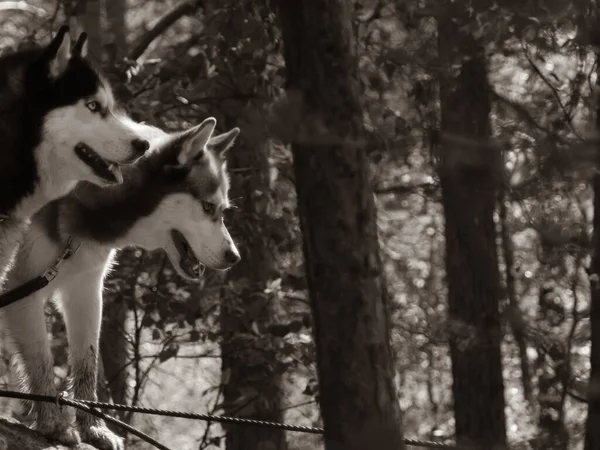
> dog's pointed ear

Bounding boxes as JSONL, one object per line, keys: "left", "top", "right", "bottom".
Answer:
{"left": 178, "top": 117, "right": 217, "bottom": 165}
{"left": 45, "top": 25, "right": 72, "bottom": 80}
{"left": 209, "top": 127, "right": 240, "bottom": 160}
{"left": 72, "top": 32, "right": 88, "bottom": 58}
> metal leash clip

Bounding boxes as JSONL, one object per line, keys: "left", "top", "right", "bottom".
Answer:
{"left": 42, "top": 237, "right": 81, "bottom": 283}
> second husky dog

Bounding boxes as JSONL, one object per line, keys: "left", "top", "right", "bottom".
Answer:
{"left": 0, "top": 26, "right": 150, "bottom": 289}
{"left": 1, "top": 117, "right": 240, "bottom": 450}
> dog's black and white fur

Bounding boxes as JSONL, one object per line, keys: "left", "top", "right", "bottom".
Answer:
{"left": 1, "top": 117, "right": 240, "bottom": 450}
{"left": 0, "top": 26, "right": 149, "bottom": 289}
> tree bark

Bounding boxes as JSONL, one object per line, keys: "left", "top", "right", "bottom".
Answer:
{"left": 105, "top": 0, "right": 127, "bottom": 64}
{"left": 536, "top": 279, "right": 568, "bottom": 450}
{"left": 209, "top": 2, "right": 289, "bottom": 450}
{"left": 274, "top": 1, "right": 405, "bottom": 450}
{"left": 128, "top": 0, "right": 203, "bottom": 62}
{"left": 101, "top": 248, "right": 138, "bottom": 419}
{"left": 437, "top": 11, "right": 508, "bottom": 449}
{"left": 73, "top": 0, "right": 103, "bottom": 63}
{"left": 499, "top": 192, "right": 533, "bottom": 404}
{"left": 584, "top": 49, "right": 600, "bottom": 450}
{"left": 99, "top": 298, "right": 129, "bottom": 413}
{"left": 219, "top": 139, "right": 287, "bottom": 450}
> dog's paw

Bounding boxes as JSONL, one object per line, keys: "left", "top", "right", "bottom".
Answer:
{"left": 35, "top": 420, "right": 81, "bottom": 446}
{"left": 81, "top": 424, "right": 124, "bottom": 450}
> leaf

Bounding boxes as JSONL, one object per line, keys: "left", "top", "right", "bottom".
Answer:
{"left": 189, "top": 329, "right": 201, "bottom": 342}
{"left": 288, "top": 319, "right": 303, "bottom": 333}
{"left": 265, "top": 277, "right": 282, "bottom": 294}
{"left": 303, "top": 378, "right": 318, "bottom": 396}
{"left": 185, "top": 310, "right": 197, "bottom": 326}
{"left": 268, "top": 323, "right": 290, "bottom": 338}
{"left": 158, "top": 344, "right": 179, "bottom": 363}
{"left": 281, "top": 342, "right": 296, "bottom": 356}
{"left": 142, "top": 315, "right": 155, "bottom": 328}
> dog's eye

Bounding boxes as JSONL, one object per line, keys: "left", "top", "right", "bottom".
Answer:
{"left": 202, "top": 201, "right": 216, "bottom": 215}
{"left": 86, "top": 101, "right": 101, "bottom": 113}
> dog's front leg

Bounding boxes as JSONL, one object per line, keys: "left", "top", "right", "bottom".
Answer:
{"left": 60, "top": 271, "right": 124, "bottom": 450}
{"left": 1, "top": 289, "right": 80, "bottom": 446}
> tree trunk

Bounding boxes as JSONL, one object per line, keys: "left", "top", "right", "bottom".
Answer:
{"left": 584, "top": 50, "right": 600, "bottom": 450}
{"left": 73, "top": 0, "right": 103, "bottom": 63}
{"left": 437, "top": 12, "right": 507, "bottom": 449}
{"left": 99, "top": 298, "right": 129, "bottom": 412}
{"left": 105, "top": 0, "right": 128, "bottom": 64}
{"left": 219, "top": 134, "right": 287, "bottom": 450}
{"left": 274, "top": 2, "right": 405, "bottom": 450}
{"left": 101, "top": 248, "right": 139, "bottom": 419}
{"left": 536, "top": 280, "right": 568, "bottom": 450}
{"left": 499, "top": 191, "right": 533, "bottom": 404}
{"left": 209, "top": 3, "right": 288, "bottom": 450}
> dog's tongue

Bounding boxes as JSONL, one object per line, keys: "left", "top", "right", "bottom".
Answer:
{"left": 171, "top": 229, "right": 205, "bottom": 280}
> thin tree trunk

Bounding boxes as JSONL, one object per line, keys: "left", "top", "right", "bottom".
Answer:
{"left": 536, "top": 279, "right": 569, "bottom": 450}
{"left": 105, "top": 0, "right": 127, "bottom": 64}
{"left": 96, "top": 356, "right": 112, "bottom": 403}
{"left": 584, "top": 49, "right": 600, "bottom": 450}
{"left": 437, "top": 11, "right": 507, "bottom": 449}
{"left": 499, "top": 191, "right": 533, "bottom": 404}
{"left": 209, "top": 3, "right": 288, "bottom": 449}
{"left": 101, "top": 248, "right": 139, "bottom": 420}
{"left": 99, "top": 299, "right": 129, "bottom": 411}
{"left": 274, "top": 1, "right": 405, "bottom": 449}
{"left": 219, "top": 134, "right": 287, "bottom": 449}
{"left": 74, "top": 0, "right": 103, "bottom": 62}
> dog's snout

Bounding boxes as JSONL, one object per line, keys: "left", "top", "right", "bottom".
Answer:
{"left": 131, "top": 138, "right": 150, "bottom": 155}
{"left": 224, "top": 248, "right": 241, "bottom": 266}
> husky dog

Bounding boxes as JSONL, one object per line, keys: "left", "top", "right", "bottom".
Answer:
{"left": 0, "top": 117, "right": 241, "bottom": 450}
{"left": 0, "top": 25, "right": 150, "bottom": 288}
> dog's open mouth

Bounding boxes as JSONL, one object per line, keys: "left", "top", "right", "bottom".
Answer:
{"left": 74, "top": 143, "right": 123, "bottom": 184}
{"left": 170, "top": 229, "right": 206, "bottom": 279}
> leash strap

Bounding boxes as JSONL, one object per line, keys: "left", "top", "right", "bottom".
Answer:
{"left": 0, "top": 237, "right": 81, "bottom": 309}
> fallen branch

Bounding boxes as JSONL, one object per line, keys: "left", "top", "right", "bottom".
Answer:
{"left": 128, "top": 0, "right": 204, "bottom": 61}
{"left": 0, "top": 1, "right": 46, "bottom": 16}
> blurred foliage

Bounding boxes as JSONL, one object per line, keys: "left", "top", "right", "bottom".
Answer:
{"left": 0, "top": 0, "right": 600, "bottom": 449}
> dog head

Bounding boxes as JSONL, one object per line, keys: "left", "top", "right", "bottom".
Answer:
{"left": 127, "top": 118, "right": 241, "bottom": 280}
{"left": 30, "top": 26, "right": 149, "bottom": 187}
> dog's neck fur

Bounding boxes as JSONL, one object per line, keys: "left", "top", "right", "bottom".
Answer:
{"left": 40, "top": 134, "right": 189, "bottom": 251}
{"left": 14, "top": 164, "right": 78, "bottom": 221}
{"left": 0, "top": 170, "right": 74, "bottom": 291}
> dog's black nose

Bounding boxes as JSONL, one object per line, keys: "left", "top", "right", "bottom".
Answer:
{"left": 224, "top": 249, "right": 241, "bottom": 266}
{"left": 131, "top": 138, "right": 150, "bottom": 154}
